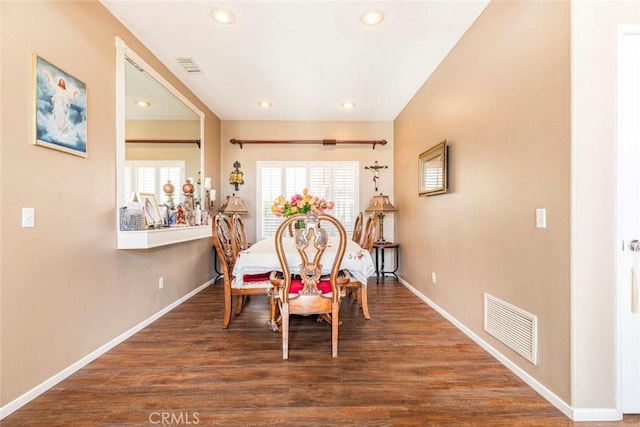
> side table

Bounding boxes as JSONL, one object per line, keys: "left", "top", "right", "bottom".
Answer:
{"left": 372, "top": 241, "right": 399, "bottom": 283}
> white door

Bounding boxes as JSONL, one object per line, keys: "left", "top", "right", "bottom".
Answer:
{"left": 618, "top": 25, "right": 640, "bottom": 414}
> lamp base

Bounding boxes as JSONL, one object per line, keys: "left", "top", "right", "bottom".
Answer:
{"left": 377, "top": 212, "right": 386, "bottom": 242}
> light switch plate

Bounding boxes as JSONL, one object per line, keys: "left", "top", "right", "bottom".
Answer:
{"left": 536, "top": 208, "right": 546, "bottom": 229}
{"left": 22, "top": 207, "right": 35, "bottom": 228}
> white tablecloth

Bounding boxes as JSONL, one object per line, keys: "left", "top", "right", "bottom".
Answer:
{"left": 233, "top": 236, "right": 375, "bottom": 286}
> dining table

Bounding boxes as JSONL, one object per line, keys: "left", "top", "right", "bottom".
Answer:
{"left": 232, "top": 236, "right": 375, "bottom": 288}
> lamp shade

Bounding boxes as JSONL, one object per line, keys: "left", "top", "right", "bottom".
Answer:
{"left": 365, "top": 194, "right": 397, "bottom": 212}
{"left": 218, "top": 195, "right": 248, "bottom": 214}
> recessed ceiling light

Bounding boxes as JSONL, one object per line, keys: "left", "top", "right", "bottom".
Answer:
{"left": 211, "top": 9, "right": 234, "bottom": 24}
{"left": 360, "top": 10, "right": 384, "bottom": 26}
{"left": 134, "top": 100, "right": 151, "bottom": 108}
{"left": 341, "top": 101, "right": 356, "bottom": 109}
{"left": 257, "top": 101, "right": 272, "bottom": 109}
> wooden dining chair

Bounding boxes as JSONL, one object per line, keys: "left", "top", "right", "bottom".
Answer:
{"left": 361, "top": 213, "right": 378, "bottom": 252}
{"left": 341, "top": 212, "right": 377, "bottom": 319}
{"left": 351, "top": 212, "right": 363, "bottom": 244}
{"left": 231, "top": 213, "right": 249, "bottom": 257}
{"left": 272, "top": 213, "right": 347, "bottom": 359}
{"left": 212, "top": 214, "right": 275, "bottom": 329}
{"left": 229, "top": 213, "right": 272, "bottom": 315}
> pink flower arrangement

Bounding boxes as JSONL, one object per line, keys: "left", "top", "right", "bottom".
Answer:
{"left": 271, "top": 188, "right": 334, "bottom": 217}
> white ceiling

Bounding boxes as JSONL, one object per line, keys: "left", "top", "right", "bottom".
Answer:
{"left": 102, "top": 1, "right": 489, "bottom": 121}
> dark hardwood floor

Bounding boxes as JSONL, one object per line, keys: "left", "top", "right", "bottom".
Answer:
{"left": 4, "top": 279, "right": 640, "bottom": 426}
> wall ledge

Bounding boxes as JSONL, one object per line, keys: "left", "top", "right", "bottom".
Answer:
{"left": 117, "top": 225, "right": 211, "bottom": 249}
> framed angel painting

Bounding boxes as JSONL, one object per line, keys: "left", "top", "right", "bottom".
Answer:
{"left": 34, "top": 55, "right": 87, "bottom": 157}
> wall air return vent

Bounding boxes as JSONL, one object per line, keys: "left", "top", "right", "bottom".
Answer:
{"left": 484, "top": 293, "right": 537, "bottom": 365}
{"left": 175, "top": 57, "right": 202, "bottom": 74}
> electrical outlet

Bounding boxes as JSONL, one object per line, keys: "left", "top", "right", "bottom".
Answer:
{"left": 431, "top": 272, "right": 437, "bottom": 285}
{"left": 158, "top": 277, "right": 164, "bottom": 290}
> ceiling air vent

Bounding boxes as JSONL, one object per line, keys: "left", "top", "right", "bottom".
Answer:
{"left": 125, "top": 56, "right": 144, "bottom": 72}
{"left": 175, "top": 57, "right": 202, "bottom": 74}
{"left": 484, "top": 293, "right": 537, "bottom": 365}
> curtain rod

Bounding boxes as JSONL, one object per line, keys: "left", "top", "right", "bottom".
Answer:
{"left": 230, "top": 139, "right": 387, "bottom": 150}
{"left": 126, "top": 139, "right": 201, "bottom": 148}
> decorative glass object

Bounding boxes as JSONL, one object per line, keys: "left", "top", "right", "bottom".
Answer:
{"left": 120, "top": 206, "right": 146, "bottom": 230}
{"left": 119, "top": 207, "right": 130, "bottom": 231}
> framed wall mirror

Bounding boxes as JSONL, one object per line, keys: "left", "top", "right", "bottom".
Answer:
{"left": 123, "top": 54, "right": 201, "bottom": 208}
{"left": 418, "top": 140, "right": 448, "bottom": 196}
{"left": 115, "top": 38, "right": 207, "bottom": 248}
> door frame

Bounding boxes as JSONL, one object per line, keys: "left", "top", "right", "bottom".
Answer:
{"left": 616, "top": 24, "right": 640, "bottom": 415}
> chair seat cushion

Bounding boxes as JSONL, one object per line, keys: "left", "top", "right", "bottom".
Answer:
{"left": 290, "top": 278, "right": 332, "bottom": 294}
{"left": 243, "top": 272, "right": 272, "bottom": 282}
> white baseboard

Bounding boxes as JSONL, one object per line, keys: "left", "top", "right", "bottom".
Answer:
{"left": 398, "top": 277, "right": 580, "bottom": 421}
{"left": 572, "top": 408, "right": 622, "bottom": 422}
{"left": 0, "top": 278, "right": 216, "bottom": 420}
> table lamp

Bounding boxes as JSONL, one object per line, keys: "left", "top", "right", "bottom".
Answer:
{"left": 218, "top": 194, "right": 248, "bottom": 215}
{"left": 365, "top": 194, "right": 397, "bottom": 242}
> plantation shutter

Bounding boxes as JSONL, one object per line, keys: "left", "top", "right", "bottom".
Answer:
{"left": 308, "top": 164, "right": 331, "bottom": 201}
{"left": 260, "top": 167, "right": 284, "bottom": 238}
{"left": 136, "top": 166, "right": 156, "bottom": 195}
{"left": 257, "top": 161, "right": 359, "bottom": 240}
{"left": 123, "top": 160, "right": 185, "bottom": 205}
{"left": 123, "top": 165, "right": 133, "bottom": 203}
{"left": 332, "top": 163, "right": 358, "bottom": 236}
{"left": 424, "top": 163, "right": 443, "bottom": 190}
{"left": 285, "top": 167, "right": 307, "bottom": 199}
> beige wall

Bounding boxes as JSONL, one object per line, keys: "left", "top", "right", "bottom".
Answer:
{"left": 220, "top": 121, "right": 394, "bottom": 243}
{"left": 0, "top": 1, "right": 220, "bottom": 407}
{"left": 395, "top": 0, "right": 571, "bottom": 402}
{"left": 126, "top": 119, "right": 200, "bottom": 141}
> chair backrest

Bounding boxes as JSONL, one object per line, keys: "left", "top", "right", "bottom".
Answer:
{"left": 212, "top": 214, "right": 235, "bottom": 282}
{"left": 274, "top": 213, "right": 347, "bottom": 306}
{"left": 361, "top": 213, "right": 378, "bottom": 251}
{"left": 351, "top": 212, "right": 363, "bottom": 244}
{"left": 231, "top": 213, "right": 249, "bottom": 257}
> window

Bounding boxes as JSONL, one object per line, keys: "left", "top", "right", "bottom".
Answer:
{"left": 124, "top": 160, "right": 185, "bottom": 205}
{"left": 257, "top": 161, "right": 359, "bottom": 240}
